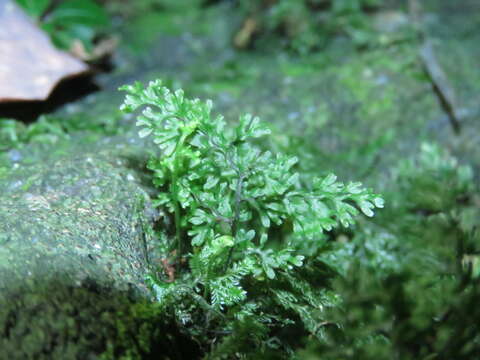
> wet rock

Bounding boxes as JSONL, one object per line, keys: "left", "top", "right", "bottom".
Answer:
{"left": 373, "top": 10, "right": 410, "bottom": 33}
{"left": 0, "top": 135, "right": 193, "bottom": 358}
{"left": 6, "top": 149, "right": 22, "bottom": 162}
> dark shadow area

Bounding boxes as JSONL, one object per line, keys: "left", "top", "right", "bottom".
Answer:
{"left": 0, "top": 273, "right": 202, "bottom": 359}
{"left": 0, "top": 74, "right": 100, "bottom": 123}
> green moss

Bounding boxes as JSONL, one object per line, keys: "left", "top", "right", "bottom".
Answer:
{"left": 122, "top": 0, "right": 212, "bottom": 55}
{"left": 0, "top": 276, "right": 197, "bottom": 359}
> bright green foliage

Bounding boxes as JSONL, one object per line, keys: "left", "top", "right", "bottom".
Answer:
{"left": 120, "top": 79, "right": 383, "bottom": 356}
{"left": 0, "top": 114, "right": 121, "bottom": 151}
{"left": 15, "top": 0, "right": 49, "bottom": 17}
{"left": 237, "top": 0, "right": 382, "bottom": 53}
{"left": 15, "top": 0, "right": 109, "bottom": 52}
{"left": 0, "top": 117, "right": 71, "bottom": 151}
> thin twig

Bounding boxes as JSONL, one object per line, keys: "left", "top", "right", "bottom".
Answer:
{"left": 408, "top": 0, "right": 461, "bottom": 134}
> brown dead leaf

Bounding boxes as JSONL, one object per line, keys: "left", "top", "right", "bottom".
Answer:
{"left": 0, "top": 0, "right": 89, "bottom": 102}
{"left": 234, "top": 17, "right": 258, "bottom": 49}
{"left": 70, "top": 36, "right": 118, "bottom": 62}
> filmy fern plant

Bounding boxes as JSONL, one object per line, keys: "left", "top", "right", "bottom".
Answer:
{"left": 298, "top": 144, "right": 480, "bottom": 360}
{"left": 120, "top": 79, "right": 384, "bottom": 357}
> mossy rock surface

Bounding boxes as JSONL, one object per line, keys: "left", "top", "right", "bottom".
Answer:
{"left": 0, "top": 278, "right": 197, "bottom": 360}
{"left": 0, "top": 134, "right": 199, "bottom": 359}
{"left": 0, "top": 136, "right": 154, "bottom": 292}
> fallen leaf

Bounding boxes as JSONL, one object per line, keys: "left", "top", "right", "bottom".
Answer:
{"left": 0, "top": 0, "right": 89, "bottom": 102}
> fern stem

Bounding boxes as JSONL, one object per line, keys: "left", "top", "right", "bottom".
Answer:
{"left": 171, "top": 172, "right": 182, "bottom": 257}
{"left": 171, "top": 133, "right": 188, "bottom": 259}
{"left": 225, "top": 174, "right": 245, "bottom": 270}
